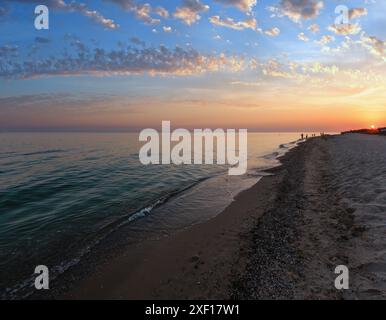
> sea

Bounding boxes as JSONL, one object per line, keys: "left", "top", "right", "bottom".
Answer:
{"left": 0, "top": 132, "right": 303, "bottom": 298}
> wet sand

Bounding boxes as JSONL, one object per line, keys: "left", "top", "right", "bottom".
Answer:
{"left": 63, "top": 166, "right": 279, "bottom": 299}
{"left": 63, "top": 133, "right": 386, "bottom": 299}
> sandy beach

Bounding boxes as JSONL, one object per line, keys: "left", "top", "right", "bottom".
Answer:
{"left": 2, "top": 0, "right": 385, "bottom": 305}
{"left": 60, "top": 133, "right": 386, "bottom": 300}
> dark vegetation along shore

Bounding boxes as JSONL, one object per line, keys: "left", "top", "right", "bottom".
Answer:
{"left": 342, "top": 127, "right": 386, "bottom": 135}
{"left": 54, "top": 133, "right": 386, "bottom": 299}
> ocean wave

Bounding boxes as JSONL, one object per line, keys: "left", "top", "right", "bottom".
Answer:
{"left": 21, "top": 149, "right": 67, "bottom": 156}
{"left": 1, "top": 176, "right": 213, "bottom": 299}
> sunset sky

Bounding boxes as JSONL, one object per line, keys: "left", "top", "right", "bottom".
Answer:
{"left": 0, "top": 0, "right": 385, "bottom": 132}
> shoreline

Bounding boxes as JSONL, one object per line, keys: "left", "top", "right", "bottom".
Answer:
{"left": 39, "top": 133, "right": 386, "bottom": 299}
{"left": 59, "top": 139, "right": 303, "bottom": 299}
{"left": 1, "top": 133, "right": 302, "bottom": 300}
{"left": 61, "top": 165, "right": 282, "bottom": 299}
{"left": 11, "top": 135, "right": 297, "bottom": 300}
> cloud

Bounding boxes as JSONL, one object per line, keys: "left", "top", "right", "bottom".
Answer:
{"left": 308, "top": 23, "right": 320, "bottom": 33}
{"left": 0, "top": 6, "right": 9, "bottom": 17}
{"left": 359, "top": 33, "right": 386, "bottom": 60}
{"left": 0, "top": 44, "right": 18, "bottom": 58}
{"left": 155, "top": 7, "right": 169, "bottom": 19}
{"left": 9, "top": 0, "right": 64, "bottom": 10}
{"left": 133, "top": 3, "right": 161, "bottom": 24}
{"left": 264, "top": 27, "right": 280, "bottom": 37}
{"left": 214, "top": 0, "right": 257, "bottom": 12}
{"left": 328, "top": 23, "right": 361, "bottom": 35}
{"left": 256, "top": 58, "right": 385, "bottom": 92}
{"left": 0, "top": 43, "right": 246, "bottom": 79}
{"left": 318, "top": 34, "right": 385, "bottom": 63}
{"left": 107, "top": 0, "right": 168, "bottom": 24}
{"left": 231, "top": 80, "right": 261, "bottom": 87}
{"left": 261, "top": 59, "right": 296, "bottom": 79}
{"left": 0, "top": 93, "right": 102, "bottom": 110}
{"left": 10, "top": 0, "right": 118, "bottom": 29}
{"left": 209, "top": 15, "right": 258, "bottom": 32}
{"left": 130, "top": 37, "right": 145, "bottom": 46}
{"left": 0, "top": 93, "right": 140, "bottom": 131}
{"left": 71, "top": 3, "right": 119, "bottom": 29}
{"left": 298, "top": 32, "right": 309, "bottom": 41}
{"left": 269, "top": 0, "right": 324, "bottom": 23}
{"left": 174, "top": 0, "right": 209, "bottom": 25}
{"left": 314, "top": 35, "right": 335, "bottom": 46}
{"left": 34, "top": 37, "right": 51, "bottom": 44}
{"left": 349, "top": 8, "right": 368, "bottom": 20}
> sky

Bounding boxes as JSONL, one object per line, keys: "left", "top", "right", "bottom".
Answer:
{"left": 0, "top": 0, "right": 385, "bottom": 132}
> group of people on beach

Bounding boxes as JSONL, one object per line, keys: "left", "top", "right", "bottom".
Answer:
{"left": 300, "top": 133, "right": 325, "bottom": 140}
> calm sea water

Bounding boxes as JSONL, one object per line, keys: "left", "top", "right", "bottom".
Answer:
{"left": 0, "top": 132, "right": 301, "bottom": 298}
